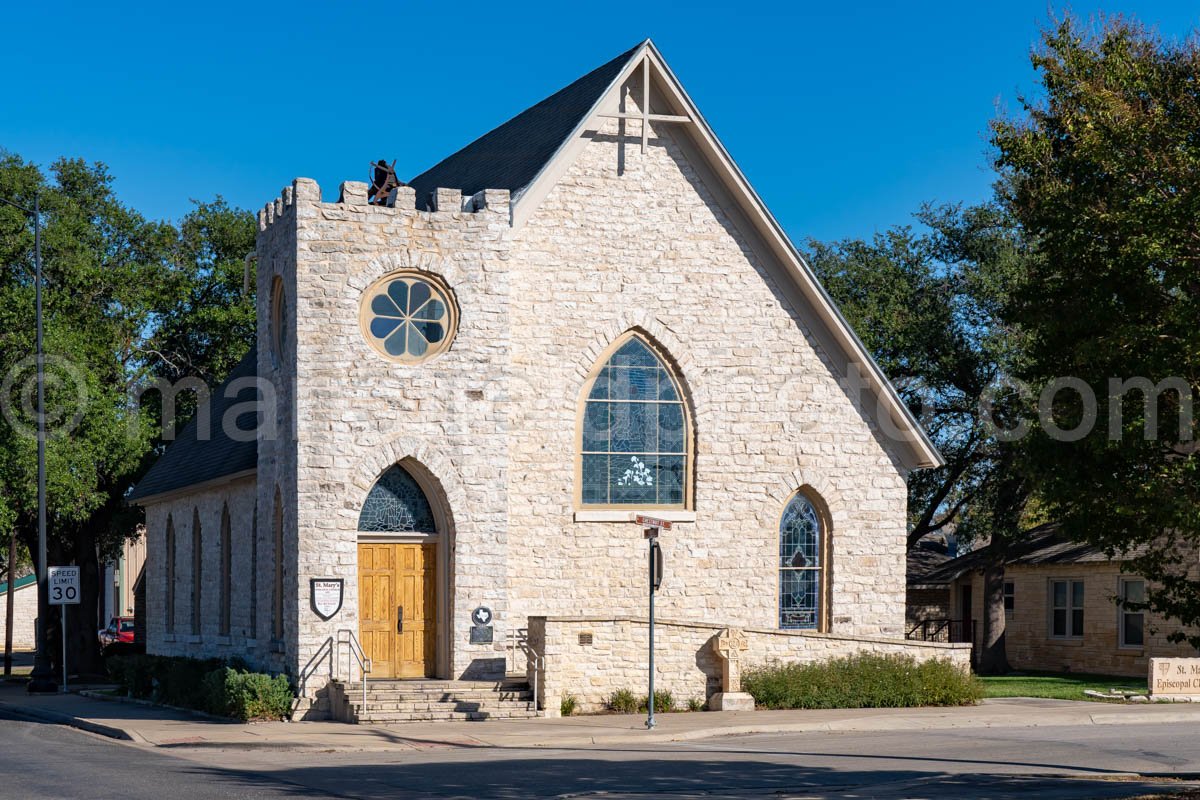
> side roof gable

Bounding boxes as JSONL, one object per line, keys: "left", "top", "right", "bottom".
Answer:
{"left": 127, "top": 347, "right": 259, "bottom": 504}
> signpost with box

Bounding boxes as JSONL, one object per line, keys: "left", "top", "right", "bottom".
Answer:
{"left": 636, "top": 515, "right": 670, "bottom": 729}
{"left": 47, "top": 566, "right": 80, "bottom": 692}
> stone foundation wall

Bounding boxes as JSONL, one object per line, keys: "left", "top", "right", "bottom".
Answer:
{"left": 528, "top": 615, "right": 970, "bottom": 716}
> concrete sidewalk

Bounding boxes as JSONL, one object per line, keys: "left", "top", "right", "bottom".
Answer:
{"left": 4, "top": 682, "right": 1200, "bottom": 753}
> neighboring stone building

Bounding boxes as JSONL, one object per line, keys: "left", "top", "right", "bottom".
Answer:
{"left": 906, "top": 533, "right": 953, "bottom": 630}
{"left": 1, "top": 574, "right": 37, "bottom": 651}
{"left": 920, "top": 526, "right": 1200, "bottom": 677}
{"left": 129, "top": 40, "right": 967, "bottom": 718}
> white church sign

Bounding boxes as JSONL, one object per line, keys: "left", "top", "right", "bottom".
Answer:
{"left": 310, "top": 579, "right": 344, "bottom": 621}
{"left": 1149, "top": 657, "right": 1200, "bottom": 698}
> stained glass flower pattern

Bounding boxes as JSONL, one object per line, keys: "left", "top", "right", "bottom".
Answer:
{"left": 361, "top": 274, "right": 455, "bottom": 362}
{"left": 581, "top": 337, "right": 688, "bottom": 507}
{"left": 779, "top": 494, "right": 822, "bottom": 629}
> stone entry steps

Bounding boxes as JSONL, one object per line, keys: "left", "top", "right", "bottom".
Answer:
{"left": 330, "top": 678, "right": 539, "bottom": 723}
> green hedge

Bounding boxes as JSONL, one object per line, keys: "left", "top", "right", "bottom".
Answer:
{"left": 107, "top": 655, "right": 293, "bottom": 721}
{"left": 742, "top": 653, "right": 982, "bottom": 710}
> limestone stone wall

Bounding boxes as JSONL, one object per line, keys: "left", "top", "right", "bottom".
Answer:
{"left": 257, "top": 179, "right": 514, "bottom": 682}
{"left": 951, "top": 563, "right": 1200, "bottom": 677}
{"left": 506, "top": 81, "right": 910, "bottom": 640}
{"left": 142, "top": 477, "right": 266, "bottom": 666}
{"left": 529, "top": 616, "right": 970, "bottom": 716}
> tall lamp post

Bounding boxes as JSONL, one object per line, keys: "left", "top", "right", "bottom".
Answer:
{"left": 0, "top": 193, "right": 56, "bottom": 692}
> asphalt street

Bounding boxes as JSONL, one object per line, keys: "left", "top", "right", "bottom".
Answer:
{"left": 1, "top": 710, "right": 1198, "bottom": 799}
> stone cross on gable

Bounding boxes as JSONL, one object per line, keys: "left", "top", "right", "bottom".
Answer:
{"left": 714, "top": 627, "right": 749, "bottom": 693}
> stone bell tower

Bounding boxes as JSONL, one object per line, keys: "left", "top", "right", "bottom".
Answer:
{"left": 254, "top": 177, "right": 516, "bottom": 688}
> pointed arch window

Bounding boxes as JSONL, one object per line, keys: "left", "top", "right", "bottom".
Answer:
{"left": 358, "top": 465, "right": 436, "bottom": 533}
{"left": 249, "top": 503, "right": 258, "bottom": 639}
{"left": 191, "top": 509, "right": 202, "bottom": 636}
{"left": 580, "top": 335, "right": 690, "bottom": 508}
{"left": 779, "top": 493, "right": 827, "bottom": 630}
{"left": 272, "top": 488, "right": 284, "bottom": 641}
{"left": 165, "top": 515, "right": 176, "bottom": 634}
{"left": 219, "top": 505, "right": 232, "bottom": 636}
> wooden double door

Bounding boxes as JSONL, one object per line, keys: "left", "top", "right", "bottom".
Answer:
{"left": 358, "top": 543, "right": 436, "bottom": 678}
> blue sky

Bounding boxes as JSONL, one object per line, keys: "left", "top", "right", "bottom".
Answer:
{"left": 2, "top": 2, "right": 1197, "bottom": 244}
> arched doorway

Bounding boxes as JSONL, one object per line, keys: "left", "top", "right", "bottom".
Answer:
{"left": 357, "top": 462, "right": 444, "bottom": 678}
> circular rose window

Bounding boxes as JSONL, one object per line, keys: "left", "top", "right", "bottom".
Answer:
{"left": 359, "top": 272, "right": 457, "bottom": 363}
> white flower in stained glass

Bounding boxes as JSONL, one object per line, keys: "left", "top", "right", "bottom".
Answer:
{"left": 617, "top": 456, "right": 654, "bottom": 487}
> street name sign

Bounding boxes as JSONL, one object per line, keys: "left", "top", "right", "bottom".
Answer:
{"left": 636, "top": 515, "right": 672, "bottom": 532}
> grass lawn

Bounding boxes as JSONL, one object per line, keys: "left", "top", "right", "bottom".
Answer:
{"left": 980, "top": 671, "right": 1147, "bottom": 701}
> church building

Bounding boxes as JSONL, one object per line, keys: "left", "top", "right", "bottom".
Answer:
{"left": 129, "top": 40, "right": 966, "bottom": 720}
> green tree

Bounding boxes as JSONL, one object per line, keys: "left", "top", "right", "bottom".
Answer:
{"left": 992, "top": 17, "right": 1200, "bottom": 645}
{"left": 0, "top": 152, "right": 255, "bottom": 674}
{"left": 808, "top": 203, "right": 1032, "bottom": 672}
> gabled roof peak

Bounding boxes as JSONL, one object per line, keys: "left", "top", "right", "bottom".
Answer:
{"left": 407, "top": 42, "right": 645, "bottom": 210}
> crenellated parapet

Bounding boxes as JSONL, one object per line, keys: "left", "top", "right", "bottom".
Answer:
{"left": 258, "top": 177, "right": 511, "bottom": 235}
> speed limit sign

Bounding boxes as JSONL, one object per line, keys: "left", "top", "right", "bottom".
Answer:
{"left": 48, "top": 566, "right": 80, "bottom": 605}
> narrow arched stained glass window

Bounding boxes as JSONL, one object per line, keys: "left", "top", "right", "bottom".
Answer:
{"left": 581, "top": 337, "right": 688, "bottom": 507}
{"left": 358, "top": 465, "right": 437, "bottom": 533}
{"left": 360, "top": 272, "right": 457, "bottom": 364}
{"left": 779, "top": 494, "right": 822, "bottom": 630}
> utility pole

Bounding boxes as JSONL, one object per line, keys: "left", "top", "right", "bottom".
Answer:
{"left": 4, "top": 533, "right": 15, "bottom": 676}
{"left": 1, "top": 193, "right": 56, "bottom": 692}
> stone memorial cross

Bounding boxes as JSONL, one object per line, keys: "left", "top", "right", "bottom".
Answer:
{"left": 714, "top": 627, "right": 749, "bottom": 693}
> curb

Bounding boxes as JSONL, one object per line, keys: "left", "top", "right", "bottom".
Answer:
{"left": 0, "top": 700, "right": 144, "bottom": 744}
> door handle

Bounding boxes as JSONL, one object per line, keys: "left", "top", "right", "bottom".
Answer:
{"left": 397, "top": 606, "right": 404, "bottom": 634}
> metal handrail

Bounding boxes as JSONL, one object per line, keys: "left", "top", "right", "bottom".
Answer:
{"left": 505, "top": 630, "right": 543, "bottom": 712}
{"left": 527, "top": 645, "right": 544, "bottom": 712}
{"left": 337, "top": 629, "right": 371, "bottom": 711}
{"left": 296, "top": 635, "right": 334, "bottom": 703}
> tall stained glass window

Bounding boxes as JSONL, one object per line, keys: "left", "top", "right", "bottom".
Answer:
{"left": 359, "top": 465, "right": 437, "bottom": 533}
{"left": 580, "top": 336, "right": 688, "bottom": 507}
{"left": 779, "top": 493, "right": 823, "bottom": 630}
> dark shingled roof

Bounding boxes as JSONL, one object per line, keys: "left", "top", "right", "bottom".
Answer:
{"left": 128, "top": 348, "right": 258, "bottom": 503}
{"left": 907, "top": 534, "right": 952, "bottom": 585}
{"left": 406, "top": 42, "right": 643, "bottom": 210}
{"left": 916, "top": 524, "right": 1146, "bottom": 586}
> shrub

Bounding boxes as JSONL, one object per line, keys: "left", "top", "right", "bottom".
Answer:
{"left": 686, "top": 696, "right": 704, "bottom": 712}
{"left": 607, "top": 688, "right": 639, "bottom": 713}
{"left": 560, "top": 693, "right": 578, "bottom": 717}
{"left": 105, "top": 654, "right": 293, "bottom": 721}
{"left": 226, "top": 671, "right": 293, "bottom": 721}
{"left": 742, "top": 653, "right": 982, "bottom": 710}
{"left": 639, "top": 690, "right": 674, "bottom": 713}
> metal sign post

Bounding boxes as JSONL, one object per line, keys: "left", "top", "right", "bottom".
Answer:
{"left": 636, "top": 515, "right": 669, "bottom": 731}
{"left": 47, "top": 566, "right": 80, "bottom": 693}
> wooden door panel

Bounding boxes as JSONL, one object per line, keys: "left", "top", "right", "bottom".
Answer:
{"left": 359, "top": 543, "right": 436, "bottom": 680}
{"left": 358, "top": 544, "right": 396, "bottom": 679}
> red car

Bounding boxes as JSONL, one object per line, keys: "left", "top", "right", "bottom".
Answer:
{"left": 98, "top": 617, "right": 135, "bottom": 647}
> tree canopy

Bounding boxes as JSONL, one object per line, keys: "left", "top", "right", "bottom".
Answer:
{"left": 992, "top": 17, "right": 1200, "bottom": 644}
{"left": 0, "top": 151, "right": 255, "bottom": 670}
